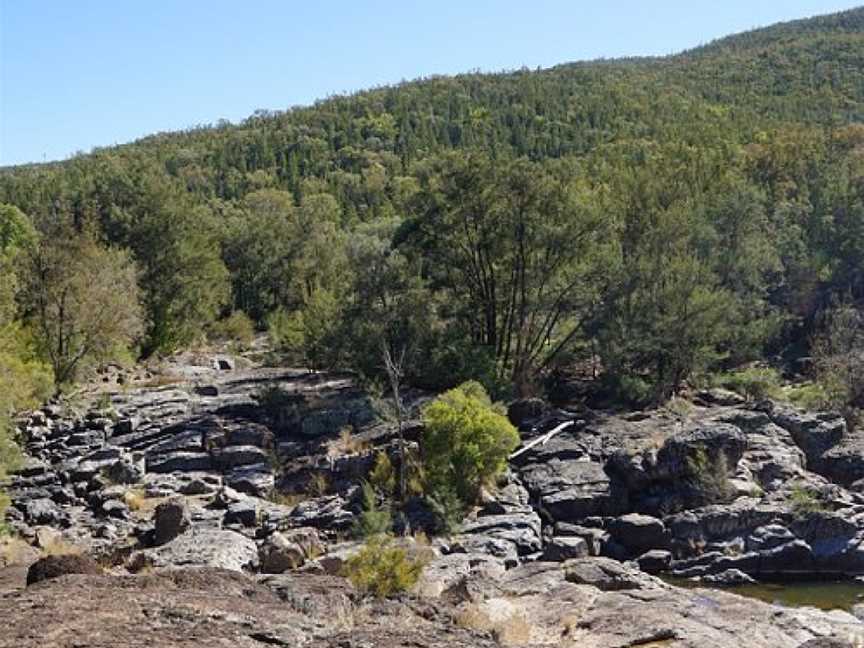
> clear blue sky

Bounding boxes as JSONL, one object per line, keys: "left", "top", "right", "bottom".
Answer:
{"left": 1, "top": 0, "right": 860, "bottom": 166}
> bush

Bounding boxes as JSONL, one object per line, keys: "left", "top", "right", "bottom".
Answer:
{"left": 714, "top": 367, "right": 782, "bottom": 401}
{"left": 210, "top": 311, "right": 255, "bottom": 348}
{"left": 266, "top": 307, "right": 301, "bottom": 352}
{"left": 786, "top": 382, "right": 832, "bottom": 411}
{"left": 353, "top": 481, "right": 392, "bottom": 539}
{"left": 368, "top": 452, "right": 395, "bottom": 496}
{"left": 790, "top": 485, "right": 826, "bottom": 517}
{"left": 343, "top": 534, "right": 427, "bottom": 597}
{"left": 686, "top": 447, "right": 734, "bottom": 503}
{"left": 421, "top": 381, "right": 519, "bottom": 506}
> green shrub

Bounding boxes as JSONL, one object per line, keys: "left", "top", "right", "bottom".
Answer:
{"left": 686, "top": 446, "right": 734, "bottom": 503}
{"left": 353, "top": 481, "right": 392, "bottom": 538}
{"left": 368, "top": 452, "right": 395, "bottom": 496}
{"left": 715, "top": 367, "right": 782, "bottom": 401}
{"left": 343, "top": 534, "right": 427, "bottom": 597}
{"left": 425, "top": 483, "right": 465, "bottom": 535}
{"left": 790, "top": 486, "right": 826, "bottom": 517}
{"left": 210, "top": 311, "right": 255, "bottom": 348}
{"left": 786, "top": 382, "right": 832, "bottom": 411}
{"left": 266, "top": 307, "right": 301, "bottom": 352}
{"left": 421, "top": 381, "right": 519, "bottom": 506}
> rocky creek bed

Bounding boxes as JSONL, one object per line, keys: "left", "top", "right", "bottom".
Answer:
{"left": 5, "top": 352, "right": 864, "bottom": 646}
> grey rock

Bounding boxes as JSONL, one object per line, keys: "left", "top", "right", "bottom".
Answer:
{"left": 543, "top": 536, "right": 589, "bottom": 561}
{"left": 153, "top": 498, "right": 191, "bottom": 545}
{"left": 608, "top": 513, "right": 670, "bottom": 555}
{"left": 636, "top": 549, "right": 672, "bottom": 574}
{"left": 224, "top": 500, "right": 258, "bottom": 527}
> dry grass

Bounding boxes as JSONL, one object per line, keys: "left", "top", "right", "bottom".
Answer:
{"left": 134, "top": 373, "right": 184, "bottom": 389}
{"left": 456, "top": 600, "right": 533, "bottom": 646}
{"left": 308, "top": 472, "right": 330, "bottom": 497}
{"left": 39, "top": 536, "right": 83, "bottom": 557}
{"left": 268, "top": 491, "right": 308, "bottom": 507}
{"left": 123, "top": 488, "right": 146, "bottom": 512}
{"left": 327, "top": 427, "right": 370, "bottom": 458}
{"left": 0, "top": 536, "right": 35, "bottom": 566}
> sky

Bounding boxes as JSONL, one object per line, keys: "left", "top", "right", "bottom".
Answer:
{"left": 1, "top": 1, "right": 861, "bottom": 166}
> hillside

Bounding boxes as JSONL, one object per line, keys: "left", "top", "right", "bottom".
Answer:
{"left": 1, "top": 7, "right": 864, "bottom": 402}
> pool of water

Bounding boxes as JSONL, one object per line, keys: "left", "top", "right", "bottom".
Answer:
{"left": 666, "top": 578, "right": 864, "bottom": 611}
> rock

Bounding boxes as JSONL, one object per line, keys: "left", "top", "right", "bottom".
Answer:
{"left": 553, "top": 522, "right": 605, "bottom": 555}
{"left": 146, "top": 451, "right": 212, "bottom": 474}
{"left": 259, "top": 532, "right": 306, "bottom": 573}
{"left": 413, "top": 552, "right": 506, "bottom": 598}
{"left": 747, "top": 524, "right": 796, "bottom": 552}
{"left": 521, "top": 457, "right": 624, "bottom": 521}
{"left": 213, "top": 445, "right": 269, "bottom": 470}
{"left": 196, "top": 384, "right": 219, "bottom": 397}
{"left": 114, "top": 416, "right": 141, "bottom": 435}
{"left": 25, "top": 498, "right": 65, "bottom": 526}
{"left": 153, "top": 498, "right": 191, "bottom": 545}
{"left": 224, "top": 500, "right": 258, "bottom": 527}
{"left": 136, "top": 528, "right": 258, "bottom": 572}
{"left": 696, "top": 388, "right": 747, "bottom": 406}
{"left": 225, "top": 425, "right": 273, "bottom": 448}
{"left": 26, "top": 554, "right": 102, "bottom": 585}
{"left": 102, "top": 457, "right": 144, "bottom": 484}
{"left": 224, "top": 463, "right": 274, "bottom": 496}
{"left": 702, "top": 568, "right": 756, "bottom": 585}
{"left": 607, "top": 513, "right": 670, "bottom": 555}
{"left": 458, "top": 511, "right": 542, "bottom": 557}
{"left": 101, "top": 499, "right": 129, "bottom": 519}
{"left": 289, "top": 495, "right": 355, "bottom": 531}
{"left": 543, "top": 536, "right": 589, "bottom": 561}
{"left": 179, "top": 477, "right": 220, "bottom": 495}
{"left": 770, "top": 407, "right": 846, "bottom": 470}
{"left": 636, "top": 549, "right": 672, "bottom": 574}
{"left": 564, "top": 556, "right": 660, "bottom": 591}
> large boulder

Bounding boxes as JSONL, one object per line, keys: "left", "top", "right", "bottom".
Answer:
{"left": 607, "top": 513, "right": 670, "bottom": 555}
{"left": 259, "top": 528, "right": 324, "bottom": 573}
{"left": 153, "top": 498, "right": 191, "bottom": 545}
{"left": 135, "top": 528, "right": 258, "bottom": 572}
{"left": 26, "top": 554, "right": 102, "bottom": 586}
{"left": 769, "top": 407, "right": 846, "bottom": 470}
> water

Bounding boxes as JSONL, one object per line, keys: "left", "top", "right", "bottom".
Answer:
{"left": 667, "top": 577, "right": 864, "bottom": 612}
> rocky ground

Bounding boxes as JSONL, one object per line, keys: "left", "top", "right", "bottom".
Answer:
{"left": 3, "top": 350, "right": 864, "bottom": 647}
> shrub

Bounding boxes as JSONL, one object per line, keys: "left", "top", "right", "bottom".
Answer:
{"left": 210, "top": 311, "right": 255, "bottom": 348}
{"left": 686, "top": 447, "right": 734, "bottom": 503}
{"left": 790, "top": 485, "right": 826, "bottom": 517}
{"left": 308, "top": 472, "right": 329, "bottom": 497}
{"left": 715, "top": 367, "right": 782, "bottom": 401}
{"left": 786, "top": 382, "right": 831, "bottom": 411}
{"left": 343, "top": 534, "right": 426, "bottom": 597}
{"left": 368, "top": 451, "right": 395, "bottom": 496}
{"left": 353, "top": 481, "right": 392, "bottom": 539}
{"left": 266, "top": 307, "right": 301, "bottom": 352}
{"left": 421, "top": 381, "right": 519, "bottom": 506}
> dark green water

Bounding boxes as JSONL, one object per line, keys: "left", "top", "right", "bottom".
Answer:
{"left": 666, "top": 578, "right": 864, "bottom": 611}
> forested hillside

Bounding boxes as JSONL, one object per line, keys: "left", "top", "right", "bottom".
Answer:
{"left": 1, "top": 6, "right": 864, "bottom": 415}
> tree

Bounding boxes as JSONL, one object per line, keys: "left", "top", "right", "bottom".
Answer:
{"left": 404, "top": 153, "right": 606, "bottom": 394}
{"left": 222, "top": 189, "right": 297, "bottom": 320}
{"left": 421, "top": 381, "right": 519, "bottom": 506}
{"left": 810, "top": 300, "right": 864, "bottom": 423}
{"left": 24, "top": 228, "right": 144, "bottom": 387}
{"left": 0, "top": 205, "right": 51, "bottom": 530}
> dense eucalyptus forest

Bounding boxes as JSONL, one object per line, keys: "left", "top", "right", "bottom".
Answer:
{"left": 1, "top": 5, "right": 864, "bottom": 445}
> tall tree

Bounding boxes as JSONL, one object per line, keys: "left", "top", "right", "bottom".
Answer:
{"left": 24, "top": 228, "right": 144, "bottom": 387}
